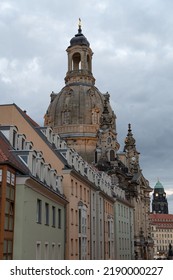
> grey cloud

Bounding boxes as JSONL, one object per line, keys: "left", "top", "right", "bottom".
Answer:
{"left": 0, "top": 0, "right": 173, "bottom": 211}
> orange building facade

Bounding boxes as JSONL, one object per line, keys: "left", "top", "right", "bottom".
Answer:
{"left": 0, "top": 104, "right": 116, "bottom": 259}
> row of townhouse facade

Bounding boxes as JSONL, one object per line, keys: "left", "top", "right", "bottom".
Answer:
{"left": 149, "top": 214, "right": 173, "bottom": 259}
{"left": 0, "top": 127, "right": 67, "bottom": 260}
{"left": 0, "top": 103, "right": 135, "bottom": 260}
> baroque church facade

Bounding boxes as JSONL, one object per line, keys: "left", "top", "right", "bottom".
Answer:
{"left": 44, "top": 22, "right": 154, "bottom": 259}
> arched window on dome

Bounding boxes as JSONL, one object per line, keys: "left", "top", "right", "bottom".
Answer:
{"left": 72, "top": 52, "right": 81, "bottom": 71}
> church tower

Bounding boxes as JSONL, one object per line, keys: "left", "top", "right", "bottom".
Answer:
{"left": 44, "top": 20, "right": 119, "bottom": 163}
{"left": 152, "top": 180, "right": 168, "bottom": 214}
{"left": 123, "top": 124, "right": 140, "bottom": 173}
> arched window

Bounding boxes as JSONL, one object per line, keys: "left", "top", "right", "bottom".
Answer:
{"left": 72, "top": 52, "right": 81, "bottom": 71}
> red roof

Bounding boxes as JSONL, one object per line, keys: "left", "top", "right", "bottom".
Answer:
{"left": 150, "top": 214, "right": 173, "bottom": 220}
{"left": 149, "top": 213, "right": 173, "bottom": 229}
{"left": 0, "top": 148, "right": 8, "bottom": 161}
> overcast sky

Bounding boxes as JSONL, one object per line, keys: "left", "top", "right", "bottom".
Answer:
{"left": 0, "top": 0, "right": 173, "bottom": 212}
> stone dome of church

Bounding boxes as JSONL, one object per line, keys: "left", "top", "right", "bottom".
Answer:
{"left": 44, "top": 21, "right": 118, "bottom": 162}
{"left": 46, "top": 86, "right": 113, "bottom": 128}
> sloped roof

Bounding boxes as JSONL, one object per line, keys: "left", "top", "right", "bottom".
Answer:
{"left": 0, "top": 131, "right": 29, "bottom": 174}
{"left": 149, "top": 213, "right": 173, "bottom": 229}
{"left": 150, "top": 213, "right": 173, "bottom": 220}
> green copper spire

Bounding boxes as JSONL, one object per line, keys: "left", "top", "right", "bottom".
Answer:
{"left": 154, "top": 180, "right": 164, "bottom": 189}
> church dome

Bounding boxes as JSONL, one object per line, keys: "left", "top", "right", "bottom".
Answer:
{"left": 45, "top": 86, "right": 113, "bottom": 128}
{"left": 44, "top": 21, "right": 118, "bottom": 163}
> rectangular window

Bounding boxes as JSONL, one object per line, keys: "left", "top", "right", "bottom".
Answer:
{"left": 36, "top": 199, "right": 42, "bottom": 224}
{"left": 79, "top": 209, "right": 81, "bottom": 233}
{"left": 84, "top": 188, "right": 86, "bottom": 201}
{"left": 108, "top": 241, "right": 111, "bottom": 258}
{"left": 4, "top": 200, "right": 14, "bottom": 231}
{"left": 79, "top": 237, "right": 81, "bottom": 260}
{"left": 80, "top": 185, "right": 82, "bottom": 199}
{"left": 44, "top": 242, "right": 49, "bottom": 259}
{"left": 7, "top": 171, "right": 11, "bottom": 184}
{"left": 87, "top": 190, "right": 89, "bottom": 204}
{"left": 58, "top": 208, "right": 61, "bottom": 229}
{"left": 36, "top": 242, "right": 41, "bottom": 260}
{"left": 93, "top": 217, "right": 95, "bottom": 235}
{"left": 75, "top": 182, "right": 78, "bottom": 197}
{"left": 75, "top": 239, "right": 78, "bottom": 256}
{"left": 71, "top": 179, "right": 74, "bottom": 195}
{"left": 3, "top": 239, "right": 13, "bottom": 260}
{"left": 45, "top": 203, "right": 49, "bottom": 225}
{"left": 100, "top": 198, "right": 102, "bottom": 213}
{"left": 71, "top": 208, "right": 74, "bottom": 225}
{"left": 100, "top": 241, "right": 103, "bottom": 259}
{"left": 71, "top": 239, "right": 73, "bottom": 256}
{"left": 93, "top": 193, "right": 95, "bottom": 210}
{"left": 100, "top": 219, "right": 102, "bottom": 236}
{"left": 51, "top": 243, "right": 55, "bottom": 260}
{"left": 11, "top": 173, "right": 15, "bottom": 186}
{"left": 57, "top": 243, "right": 61, "bottom": 260}
{"left": 52, "top": 206, "right": 56, "bottom": 227}
{"left": 108, "top": 220, "right": 110, "bottom": 238}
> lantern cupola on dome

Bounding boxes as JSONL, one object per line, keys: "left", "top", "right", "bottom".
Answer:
{"left": 70, "top": 18, "right": 90, "bottom": 47}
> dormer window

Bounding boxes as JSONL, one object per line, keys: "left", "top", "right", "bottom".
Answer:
{"left": 25, "top": 141, "right": 33, "bottom": 150}
{"left": 17, "top": 134, "right": 26, "bottom": 150}
{"left": 12, "top": 130, "right": 17, "bottom": 148}
{"left": 1, "top": 126, "right": 18, "bottom": 149}
{"left": 40, "top": 161, "right": 44, "bottom": 182}
{"left": 50, "top": 169, "right": 57, "bottom": 189}
{"left": 56, "top": 176, "right": 63, "bottom": 194}
{"left": 44, "top": 163, "right": 51, "bottom": 186}
{"left": 53, "top": 134, "right": 60, "bottom": 148}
